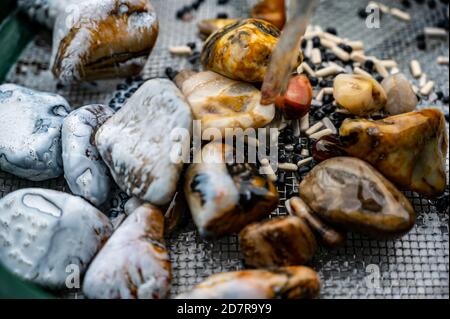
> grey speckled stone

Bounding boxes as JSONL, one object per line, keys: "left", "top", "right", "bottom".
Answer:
{"left": 0, "top": 188, "right": 113, "bottom": 289}
{"left": 0, "top": 84, "right": 71, "bottom": 181}
{"left": 62, "top": 104, "right": 114, "bottom": 206}
{"left": 96, "top": 79, "right": 192, "bottom": 206}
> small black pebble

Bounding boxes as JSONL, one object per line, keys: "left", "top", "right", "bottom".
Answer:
{"left": 375, "top": 75, "right": 384, "bottom": 83}
{"left": 417, "top": 40, "right": 427, "bottom": 50}
{"left": 363, "top": 60, "right": 375, "bottom": 72}
{"left": 292, "top": 154, "right": 302, "bottom": 164}
{"left": 284, "top": 127, "right": 294, "bottom": 136}
{"left": 309, "top": 76, "right": 319, "bottom": 86}
{"left": 338, "top": 43, "right": 353, "bottom": 54}
{"left": 428, "top": 0, "right": 437, "bottom": 8}
{"left": 323, "top": 94, "right": 334, "bottom": 104}
{"left": 187, "top": 42, "right": 196, "bottom": 50}
{"left": 218, "top": 0, "right": 229, "bottom": 5}
{"left": 129, "top": 87, "right": 138, "bottom": 93}
{"left": 277, "top": 172, "right": 286, "bottom": 185}
{"left": 401, "top": 0, "right": 412, "bottom": 8}
{"left": 294, "top": 143, "right": 303, "bottom": 153}
{"left": 165, "top": 67, "right": 179, "bottom": 80}
{"left": 298, "top": 166, "right": 310, "bottom": 175}
{"left": 109, "top": 101, "right": 116, "bottom": 108}
{"left": 319, "top": 79, "right": 329, "bottom": 88}
{"left": 301, "top": 39, "right": 307, "bottom": 49}
{"left": 436, "top": 91, "right": 444, "bottom": 99}
{"left": 323, "top": 104, "right": 337, "bottom": 114}
{"left": 279, "top": 154, "right": 288, "bottom": 163}
{"left": 443, "top": 96, "right": 449, "bottom": 104}
{"left": 358, "top": 8, "right": 368, "bottom": 19}
{"left": 284, "top": 135, "right": 294, "bottom": 144}
{"left": 117, "top": 98, "right": 126, "bottom": 104}
{"left": 416, "top": 33, "right": 426, "bottom": 42}
{"left": 312, "top": 36, "right": 321, "bottom": 48}
{"left": 324, "top": 52, "right": 337, "bottom": 61}
{"left": 124, "top": 92, "right": 132, "bottom": 98}
{"left": 217, "top": 13, "right": 228, "bottom": 19}
{"left": 313, "top": 111, "right": 326, "bottom": 120}
{"left": 325, "top": 27, "right": 338, "bottom": 35}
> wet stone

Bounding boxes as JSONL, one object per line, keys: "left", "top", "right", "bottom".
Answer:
{"left": 62, "top": 104, "right": 114, "bottom": 206}
{"left": 0, "top": 188, "right": 113, "bottom": 289}
{"left": 0, "top": 84, "right": 71, "bottom": 181}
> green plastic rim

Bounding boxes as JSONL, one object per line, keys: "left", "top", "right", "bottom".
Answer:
{"left": 0, "top": 2, "right": 52, "bottom": 299}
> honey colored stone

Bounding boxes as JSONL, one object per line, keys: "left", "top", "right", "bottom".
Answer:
{"left": 340, "top": 109, "right": 448, "bottom": 197}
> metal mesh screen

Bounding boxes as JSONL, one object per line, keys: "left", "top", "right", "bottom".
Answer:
{"left": 1, "top": 0, "right": 449, "bottom": 299}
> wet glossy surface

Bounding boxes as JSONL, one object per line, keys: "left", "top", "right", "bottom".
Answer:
{"left": 240, "top": 216, "right": 317, "bottom": 267}
{"left": 51, "top": 0, "right": 159, "bottom": 83}
{"left": 300, "top": 157, "right": 416, "bottom": 238}
{"left": 340, "top": 109, "right": 448, "bottom": 197}
{"left": 176, "top": 266, "right": 321, "bottom": 299}
{"left": 83, "top": 203, "right": 171, "bottom": 299}
{"left": 0, "top": 84, "right": 71, "bottom": 181}
{"left": 96, "top": 79, "right": 192, "bottom": 206}
{"left": 201, "top": 19, "right": 281, "bottom": 83}
{"left": 184, "top": 143, "right": 279, "bottom": 238}
{"left": 0, "top": 188, "right": 112, "bottom": 289}
{"left": 62, "top": 104, "right": 114, "bottom": 206}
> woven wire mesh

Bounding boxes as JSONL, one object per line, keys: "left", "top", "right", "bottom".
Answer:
{"left": 1, "top": 0, "right": 449, "bottom": 299}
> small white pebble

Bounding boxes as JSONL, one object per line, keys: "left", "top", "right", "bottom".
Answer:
{"left": 323, "top": 87, "right": 334, "bottom": 95}
{"left": 390, "top": 67, "right": 400, "bottom": 75}
{"left": 303, "top": 30, "right": 323, "bottom": 40}
{"left": 420, "top": 81, "right": 435, "bottom": 96}
{"left": 354, "top": 66, "right": 372, "bottom": 78}
{"left": 346, "top": 41, "right": 364, "bottom": 51}
{"left": 375, "top": 61, "right": 389, "bottom": 78}
{"left": 300, "top": 114, "right": 310, "bottom": 132}
{"left": 322, "top": 117, "right": 338, "bottom": 135}
{"left": 309, "top": 128, "right": 333, "bottom": 140}
{"left": 260, "top": 165, "right": 277, "bottom": 182}
{"left": 306, "top": 122, "right": 325, "bottom": 136}
{"left": 316, "top": 89, "right": 325, "bottom": 101}
{"left": 437, "top": 56, "right": 449, "bottom": 65}
{"left": 419, "top": 74, "right": 428, "bottom": 87}
{"left": 410, "top": 60, "right": 422, "bottom": 78}
{"left": 293, "top": 120, "right": 301, "bottom": 137}
{"left": 305, "top": 40, "right": 313, "bottom": 58}
{"left": 301, "top": 149, "right": 310, "bottom": 157}
{"left": 412, "top": 85, "right": 419, "bottom": 94}
{"left": 390, "top": 8, "right": 411, "bottom": 22}
{"left": 312, "top": 48, "right": 322, "bottom": 65}
{"left": 297, "top": 157, "right": 314, "bottom": 167}
{"left": 260, "top": 158, "right": 270, "bottom": 166}
{"left": 328, "top": 61, "right": 346, "bottom": 73}
{"left": 320, "top": 38, "right": 335, "bottom": 49}
{"left": 285, "top": 144, "right": 294, "bottom": 152}
{"left": 316, "top": 66, "right": 339, "bottom": 78}
{"left": 278, "top": 163, "right": 299, "bottom": 172}
{"left": 322, "top": 32, "right": 344, "bottom": 44}
{"left": 350, "top": 52, "right": 367, "bottom": 63}
{"left": 299, "top": 62, "right": 316, "bottom": 77}
{"left": 169, "top": 46, "right": 193, "bottom": 55}
{"left": 424, "top": 27, "right": 448, "bottom": 38}
{"left": 380, "top": 60, "right": 398, "bottom": 68}
{"left": 311, "top": 99, "right": 323, "bottom": 107}
{"left": 331, "top": 46, "right": 351, "bottom": 62}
